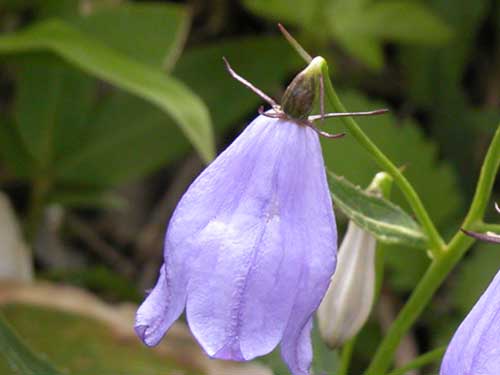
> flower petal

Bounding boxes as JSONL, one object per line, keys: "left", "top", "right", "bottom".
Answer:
{"left": 135, "top": 265, "right": 184, "bottom": 346}
{"left": 185, "top": 117, "right": 309, "bottom": 360}
{"left": 281, "top": 318, "right": 313, "bottom": 375}
{"left": 440, "top": 269, "right": 500, "bottom": 375}
{"left": 279, "top": 124, "right": 337, "bottom": 374}
{"left": 136, "top": 114, "right": 337, "bottom": 371}
{"left": 135, "top": 115, "right": 273, "bottom": 347}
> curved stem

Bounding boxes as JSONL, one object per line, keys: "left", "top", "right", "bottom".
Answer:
{"left": 320, "top": 62, "right": 445, "bottom": 255}
{"left": 385, "top": 346, "right": 445, "bottom": 375}
{"left": 365, "top": 125, "right": 500, "bottom": 375}
{"left": 461, "top": 127, "right": 500, "bottom": 228}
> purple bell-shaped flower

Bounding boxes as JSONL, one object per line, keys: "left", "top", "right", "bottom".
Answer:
{"left": 136, "top": 56, "right": 386, "bottom": 375}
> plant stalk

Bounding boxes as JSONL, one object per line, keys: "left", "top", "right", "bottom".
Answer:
{"left": 320, "top": 60, "right": 445, "bottom": 255}
{"left": 364, "top": 125, "right": 500, "bottom": 374}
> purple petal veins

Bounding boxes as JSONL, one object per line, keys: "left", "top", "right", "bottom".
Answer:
{"left": 440, "top": 269, "right": 500, "bottom": 375}
{"left": 135, "top": 115, "right": 337, "bottom": 374}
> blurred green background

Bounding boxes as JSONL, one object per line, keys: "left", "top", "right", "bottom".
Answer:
{"left": 0, "top": 0, "right": 498, "bottom": 374}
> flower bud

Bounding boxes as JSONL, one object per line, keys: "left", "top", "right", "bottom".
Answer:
{"left": 317, "top": 220, "right": 376, "bottom": 348}
{"left": 281, "top": 57, "right": 324, "bottom": 120}
{"left": 317, "top": 172, "right": 392, "bottom": 348}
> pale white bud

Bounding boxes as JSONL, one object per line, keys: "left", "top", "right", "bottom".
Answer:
{"left": 317, "top": 220, "right": 376, "bottom": 348}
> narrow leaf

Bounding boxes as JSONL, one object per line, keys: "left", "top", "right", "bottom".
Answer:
{"left": 0, "top": 19, "right": 214, "bottom": 163}
{"left": 72, "top": 3, "right": 190, "bottom": 69}
{"left": 57, "top": 36, "right": 301, "bottom": 186}
{"left": 0, "top": 314, "right": 63, "bottom": 375}
{"left": 328, "top": 171, "right": 428, "bottom": 249}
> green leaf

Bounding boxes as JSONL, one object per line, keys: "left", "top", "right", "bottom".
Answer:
{"left": 400, "top": 0, "right": 488, "bottom": 107}
{"left": 328, "top": 172, "right": 428, "bottom": 248}
{"left": 242, "top": 0, "right": 319, "bottom": 27}
{"left": 0, "top": 314, "right": 63, "bottom": 375}
{"left": 72, "top": 2, "right": 190, "bottom": 69}
{"left": 360, "top": 1, "right": 452, "bottom": 44}
{"left": 56, "top": 35, "right": 301, "bottom": 186}
{"left": 334, "top": 34, "right": 384, "bottom": 70}
{"left": 43, "top": 2, "right": 188, "bottom": 72}
{"left": 55, "top": 92, "right": 190, "bottom": 185}
{"left": 14, "top": 54, "right": 95, "bottom": 167}
{"left": 38, "top": 0, "right": 81, "bottom": 19}
{"left": 0, "top": 19, "right": 214, "bottom": 163}
{"left": 328, "top": 0, "right": 451, "bottom": 68}
{"left": 2, "top": 0, "right": 34, "bottom": 11}
{"left": 0, "top": 117, "right": 35, "bottom": 179}
{"left": 398, "top": 0, "right": 490, "bottom": 191}
{"left": 384, "top": 245, "right": 430, "bottom": 292}
{"left": 5, "top": 3, "right": 192, "bottom": 186}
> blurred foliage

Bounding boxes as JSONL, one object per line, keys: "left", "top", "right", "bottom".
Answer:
{"left": 0, "top": 1, "right": 213, "bottom": 190}
{"left": 322, "top": 92, "right": 460, "bottom": 292}
{"left": 0, "top": 313, "right": 62, "bottom": 375}
{"left": 43, "top": 266, "right": 142, "bottom": 302}
{"left": 244, "top": 0, "right": 452, "bottom": 69}
{"left": 0, "top": 304, "right": 198, "bottom": 375}
{"left": 0, "top": 0, "right": 498, "bottom": 373}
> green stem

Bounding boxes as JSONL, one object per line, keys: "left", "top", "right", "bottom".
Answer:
{"left": 338, "top": 337, "right": 356, "bottom": 375}
{"left": 25, "top": 176, "right": 50, "bottom": 242}
{"left": 320, "top": 61, "right": 445, "bottom": 255}
{"left": 365, "top": 125, "right": 500, "bottom": 375}
{"left": 477, "top": 222, "right": 500, "bottom": 233}
{"left": 385, "top": 346, "right": 446, "bottom": 375}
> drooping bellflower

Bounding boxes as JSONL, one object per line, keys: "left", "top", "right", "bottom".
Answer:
{"left": 135, "top": 56, "right": 386, "bottom": 375}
